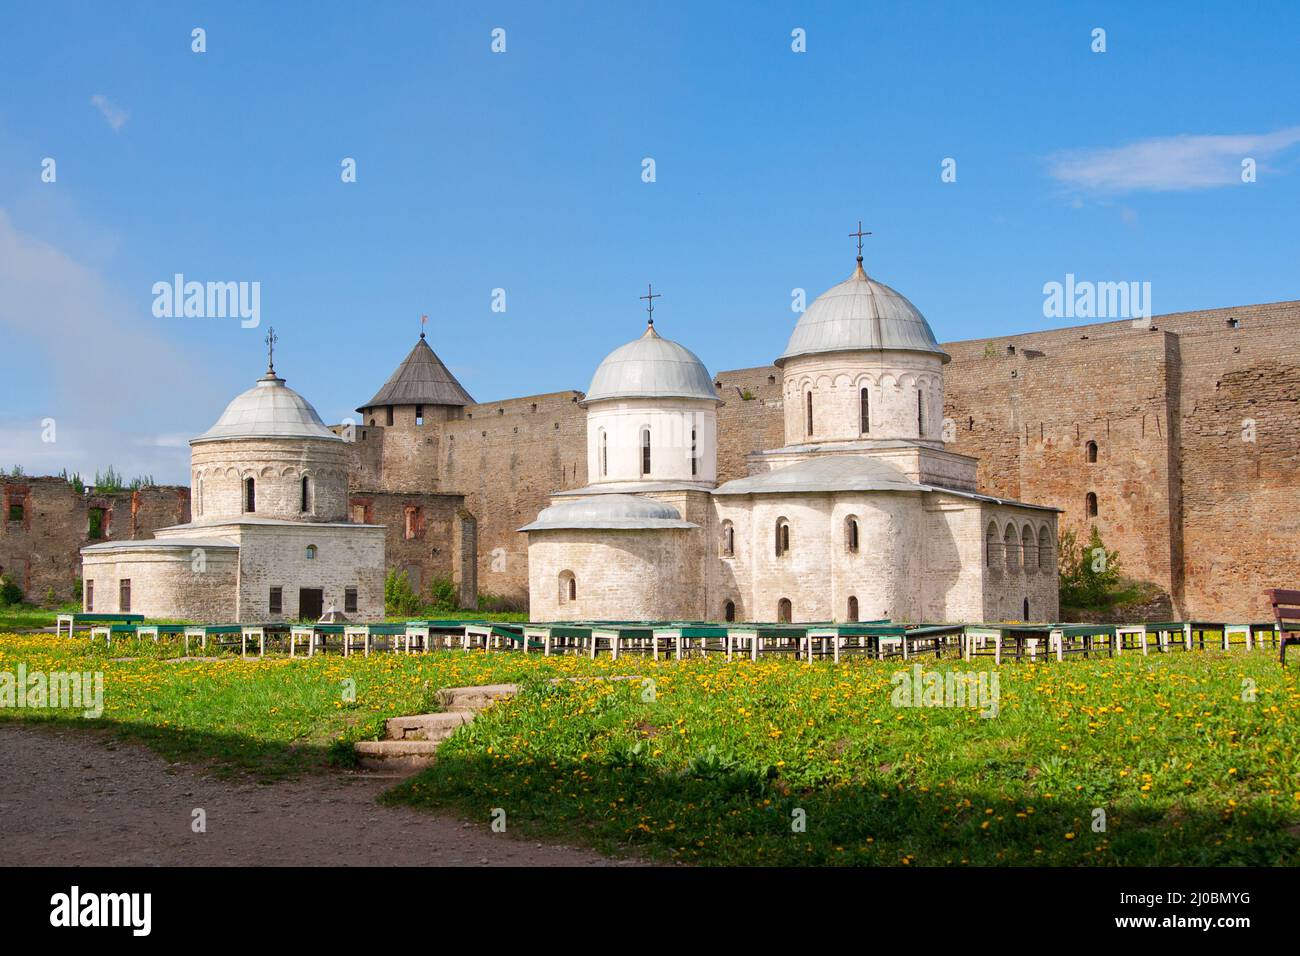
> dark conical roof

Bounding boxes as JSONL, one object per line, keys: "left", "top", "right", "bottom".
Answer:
{"left": 359, "top": 335, "right": 475, "bottom": 411}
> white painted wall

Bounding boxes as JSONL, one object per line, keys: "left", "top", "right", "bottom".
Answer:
{"left": 585, "top": 397, "right": 717, "bottom": 487}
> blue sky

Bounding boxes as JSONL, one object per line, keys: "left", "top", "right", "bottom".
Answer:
{"left": 1, "top": 1, "right": 1297, "bottom": 484}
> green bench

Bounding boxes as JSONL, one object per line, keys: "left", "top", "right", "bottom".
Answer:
{"left": 57, "top": 613, "right": 143, "bottom": 638}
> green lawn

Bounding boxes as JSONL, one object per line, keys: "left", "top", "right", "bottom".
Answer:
{"left": 1, "top": 632, "right": 1296, "bottom": 865}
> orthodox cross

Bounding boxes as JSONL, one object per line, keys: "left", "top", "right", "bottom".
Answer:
{"left": 265, "top": 326, "right": 278, "bottom": 375}
{"left": 848, "top": 220, "right": 872, "bottom": 263}
{"left": 639, "top": 283, "right": 662, "bottom": 326}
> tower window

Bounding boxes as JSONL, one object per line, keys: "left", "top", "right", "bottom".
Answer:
{"left": 775, "top": 518, "right": 790, "bottom": 557}
{"left": 416, "top": 405, "right": 424, "bottom": 426}
{"left": 1085, "top": 440, "right": 1098, "bottom": 463}
{"left": 845, "top": 516, "right": 860, "bottom": 553}
{"left": 860, "top": 388, "right": 870, "bottom": 434}
{"left": 1086, "top": 492, "right": 1098, "bottom": 517}
{"left": 724, "top": 600, "right": 736, "bottom": 622}
{"left": 805, "top": 392, "right": 814, "bottom": 437}
{"left": 301, "top": 475, "right": 312, "bottom": 513}
{"left": 244, "top": 477, "right": 256, "bottom": 513}
{"left": 305, "top": 544, "right": 317, "bottom": 560}
{"left": 599, "top": 430, "right": 608, "bottom": 477}
{"left": 386, "top": 406, "right": 394, "bottom": 426}
{"left": 691, "top": 428, "right": 698, "bottom": 477}
{"left": 640, "top": 428, "right": 651, "bottom": 476}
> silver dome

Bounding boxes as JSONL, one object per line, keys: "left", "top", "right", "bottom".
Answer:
{"left": 192, "top": 374, "right": 343, "bottom": 444}
{"left": 519, "top": 493, "right": 697, "bottom": 531}
{"left": 777, "top": 262, "right": 950, "bottom": 366}
{"left": 582, "top": 325, "right": 721, "bottom": 405}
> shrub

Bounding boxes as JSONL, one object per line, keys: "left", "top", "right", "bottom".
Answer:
{"left": 0, "top": 574, "right": 23, "bottom": 606}
{"left": 384, "top": 568, "right": 422, "bottom": 616}
{"left": 1058, "top": 526, "right": 1122, "bottom": 608}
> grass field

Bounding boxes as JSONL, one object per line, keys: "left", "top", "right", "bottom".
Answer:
{"left": 1, "top": 632, "right": 1297, "bottom": 865}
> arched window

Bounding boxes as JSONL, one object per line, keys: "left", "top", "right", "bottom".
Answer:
{"left": 691, "top": 427, "right": 698, "bottom": 477}
{"left": 599, "top": 429, "right": 608, "bottom": 477}
{"left": 558, "top": 570, "right": 576, "bottom": 605}
{"left": 301, "top": 475, "right": 312, "bottom": 513}
{"left": 305, "top": 544, "right": 317, "bottom": 560}
{"left": 724, "top": 600, "right": 736, "bottom": 622}
{"left": 847, "top": 596, "right": 859, "bottom": 622}
{"left": 845, "top": 516, "right": 860, "bottom": 553}
{"left": 777, "top": 598, "right": 792, "bottom": 624}
{"left": 1086, "top": 492, "right": 1098, "bottom": 517}
{"left": 720, "top": 520, "right": 735, "bottom": 557}
{"left": 1021, "top": 524, "right": 1036, "bottom": 573}
{"left": 805, "top": 391, "right": 814, "bottom": 437}
{"left": 195, "top": 478, "right": 203, "bottom": 516}
{"left": 985, "top": 521, "right": 1001, "bottom": 568}
{"left": 1086, "top": 440, "right": 1098, "bottom": 463}
{"left": 1023, "top": 598, "right": 1030, "bottom": 621}
{"left": 243, "top": 476, "right": 256, "bottom": 513}
{"left": 640, "top": 428, "right": 651, "bottom": 476}
{"left": 860, "top": 388, "right": 870, "bottom": 434}
{"left": 1037, "top": 526, "right": 1052, "bottom": 571}
{"left": 917, "top": 388, "right": 925, "bottom": 436}
{"left": 1004, "top": 525, "right": 1020, "bottom": 573}
{"left": 775, "top": 518, "right": 790, "bottom": 557}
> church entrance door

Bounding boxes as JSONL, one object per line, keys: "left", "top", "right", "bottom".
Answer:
{"left": 299, "top": 588, "right": 324, "bottom": 621}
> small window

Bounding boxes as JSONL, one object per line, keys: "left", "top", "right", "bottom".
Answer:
{"left": 860, "top": 388, "right": 870, "bottom": 434}
{"left": 1085, "top": 440, "right": 1098, "bottom": 463}
{"left": 85, "top": 581, "right": 94, "bottom": 612}
{"left": 775, "top": 518, "right": 790, "bottom": 557}
{"left": 1086, "top": 492, "right": 1098, "bottom": 517}
{"left": 777, "top": 598, "right": 792, "bottom": 624}
{"left": 724, "top": 600, "right": 736, "bottom": 622}
{"left": 805, "top": 392, "right": 814, "bottom": 437}
{"left": 691, "top": 428, "right": 698, "bottom": 477}
{"left": 599, "top": 430, "right": 608, "bottom": 477}
{"left": 244, "top": 476, "right": 256, "bottom": 513}
{"left": 847, "top": 596, "right": 859, "bottom": 622}
{"left": 87, "top": 507, "right": 105, "bottom": 539}
{"left": 386, "top": 406, "right": 394, "bottom": 426}
{"left": 917, "top": 388, "right": 925, "bottom": 436}
{"left": 721, "top": 521, "right": 735, "bottom": 557}
{"left": 301, "top": 475, "right": 312, "bottom": 513}
{"left": 345, "top": 587, "right": 358, "bottom": 613}
{"left": 1023, "top": 598, "right": 1030, "bottom": 621}
{"left": 845, "top": 516, "right": 860, "bottom": 553}
{"left": 640, "top": 428, "right": 651, "bottom": 476}
{"left": 8, "top": 501, "right": 23, "bottom": 522}
{"left": 269, "top": 587, "right": 283, "bottom": 614}
{"left": 1227, "top": 317, "right": 1240, "bottom": 329}
{"left": 558, "top": 570, "right": 576, "bottom": 605}
{"left": 404, "top": 506, "right": 422, "bottom": 540}
{"left": 119, "top": 579, "right": 131, "bottom": 613}
{"left": 305, "top": 544, "right": 317, "bottom": 560}
{"left": 415, "top": 405, "right": 424, "bottom": 426}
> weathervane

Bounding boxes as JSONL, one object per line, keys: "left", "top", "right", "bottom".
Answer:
{"left": 265, "top": 326, "right": 278, "bottom": 375}
{"left": 848, "top": 219, "right": 872, "bottom": 264}
{"left": 639, "top": 283, "right": 662, "bottom": 327}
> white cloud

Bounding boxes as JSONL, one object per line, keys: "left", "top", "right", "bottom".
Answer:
{"left": 90, "top": 93, "right": 129, "bottom": 132}
{"left": 1048, "top": 126, "right": 1300, "bottom": 193}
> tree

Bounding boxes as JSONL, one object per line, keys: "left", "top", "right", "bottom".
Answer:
{"left": 384, "top": 569, "right": 422, "bottom": 616}
{"left": 1058, "top": 526, "right": 1122, "bottom": 608}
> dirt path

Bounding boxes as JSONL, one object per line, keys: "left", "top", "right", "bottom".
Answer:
{"left": 0, "top": 724, "right": 629, "bottom": 867}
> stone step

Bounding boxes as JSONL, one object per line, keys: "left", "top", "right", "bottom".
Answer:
{"left": 385, "top": 711, "right": 474, "bottom": 742}
{"left": 436, "top": 683, "right": 519, "bottom": 713}
{"left": 354, "top": 739, "right": 443, "bottom": 772}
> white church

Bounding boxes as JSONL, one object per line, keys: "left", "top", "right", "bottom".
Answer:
{"left": 522, "top": 249, "right": 1060, "bottom": 624}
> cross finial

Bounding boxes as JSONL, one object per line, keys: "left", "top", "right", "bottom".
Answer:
{"left": 265, "top": 326, "right": 278, "bottom": 375}
{"left": 848, "top": 219, "right": 872, "bottom": 264}
{"left": 639, "top": 283, "right": 662, "bottom": 327}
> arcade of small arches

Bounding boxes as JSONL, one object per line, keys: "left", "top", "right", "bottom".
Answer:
{"left": 985, "top": 520, "right": 1054, "bottom": 574}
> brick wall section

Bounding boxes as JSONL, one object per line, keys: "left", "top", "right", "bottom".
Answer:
{"left": 348, "top": 490, "right": 464, "bottom": 598}
{"left": 712, "top": 366, "right": 786, "bottom": 483}
{"left": 1, "top": 478, "right": 189, "bottom": 603}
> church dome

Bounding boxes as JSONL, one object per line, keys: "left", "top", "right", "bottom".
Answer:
{"left": 519, "top": 494, "right": 697, "bottom": 531}
{"left": 776, "top": 261, "right": 950, "bottom": 366}
{"left": 192, "top": 373, "right": 343, "bottom": 444}
{"left": 582, "top": 324, "right": 721, "bottom": 405}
